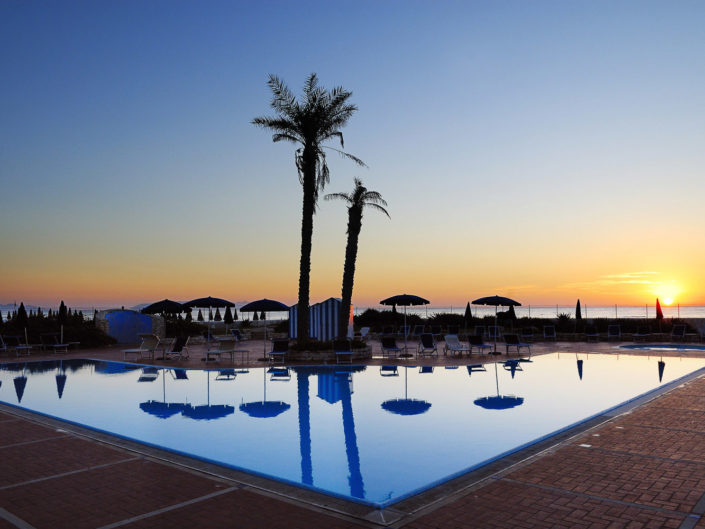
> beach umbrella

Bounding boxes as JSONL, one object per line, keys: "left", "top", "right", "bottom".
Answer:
{"left": 576, "top": 300, "right": 582, "bottom": 321}
{"left": 472, "top": 295, "right": 521, "bottom": 354}
{"left": 182, "top": 297, "right": 236, "bottom": 309}
{"left": 239, "top": 299, "right": 290, "bottom": 356}
{"left": 141, "top": 299, "right": 185, "bottom": 315}
{"left": 380, "top": 294, "right": 430, "bottom": 352}
{"left": 658, "top": 360, "right": 665, "bottom": 383}
{"left": 381, "top": 366, "right": 432, "bottom": 416}
{"left": 239, "top": 367, "right": 291, "bottom": 418}
{"left": 474, "top": 362, "right": 524, "bottom": 411}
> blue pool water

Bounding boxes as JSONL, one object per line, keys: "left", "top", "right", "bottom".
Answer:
{"left": 2, "top": 353, "right": 704, "bottom": 508}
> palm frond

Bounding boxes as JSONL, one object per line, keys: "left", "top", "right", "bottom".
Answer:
{"left": 365, "top": 203, "right": 391, "bottom": 218}
{"left": 324, "top": 192, "right": 353, "bottom": 203}
{"left": 322, "top": 146, "right": 367, "bottom": 167}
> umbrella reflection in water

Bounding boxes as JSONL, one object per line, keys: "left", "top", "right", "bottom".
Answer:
{"left": 183, "top": 370, "right": 235, "bottom": 420}
{"left": 381, "top": 366, "right": 432, "bottom": 416}
{"left": 239, "top": 367, "right": 291, "bottom": 418}
{"left": 140, "top": 368, "right": 190, "bottom": 419}
{"left": 658, "top": 359, "right": 665, "bottom": 383}
{"left": 474, "top": 362, "right": 524, "bottom": 410}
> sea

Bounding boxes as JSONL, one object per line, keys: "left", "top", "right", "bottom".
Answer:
{"left": 2, "top": 304, "right": 705, "bottom": 322}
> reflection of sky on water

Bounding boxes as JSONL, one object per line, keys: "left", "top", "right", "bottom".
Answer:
{"left": 1, "top": 354, "right": 704, "bottom": 507}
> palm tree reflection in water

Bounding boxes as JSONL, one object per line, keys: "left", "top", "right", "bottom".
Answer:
{"left": 294, "top": 367, "right": 365, "bottom": 499}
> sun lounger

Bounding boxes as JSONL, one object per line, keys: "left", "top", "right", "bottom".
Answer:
{"left": 230, "top": 329, "right": 245, "bottom": 341}
{"left": 171, "top": 369, "right": 189, "bottom": 380}
{"left": 137, "top": 367, "right": 159, "bottom": 382}
{"left": 444, "top": 334, "right": 470, "bottom": 356}
{"left": 412, "top": 325, "right": 425, "bottom": 340}
{"left": 123, "top": 334, "right": 160, "bottom": 362}
{"left": 333, "top": 339, "right": 353, "bottom": 364}
{"left": 381, "top": 336, "right": 402, "bottom": 358}
{"left": 398, "top": 325, "right": 410, "bottom": 338}
{"left": 503, "top": 334, "right": 530, "bottom": 354}
{"left": 468, "top": 335, "right": 493, "bottom": 355}
{"left": 543, "top": 326, "right": 557, "bottom": 341}
{"left": 607, "top": 324, "right": 621, "bottom": 341}
{"left": 164, "top": 336, "right": 190, "bottom": 360}
{"left": 487, "top": 326, "right": 502, "bottom": 341}
{"left": 419, "top": 366, "right": 434, "bottom": 374}
{"left": 466, "top": 364, "right": 487, "bottom": 376}
{"left": 633, "top": 326, "right": 651, "bottom": 342}
{"left": 268, "top": 339, "right": 289, "bottom": 364}
{"left": 205, "top": 337, "right": 248, "bottom": 363}
{"left": 585, "top": 326, "right": 599, "bottom": 342}
{"left": 417, "top": 333, "right": 438, "bottom": 357}
{"left": 474, "top": 326, "right": 486, "bottom": 338}
{"left": 430, "top": 325, "right": 443, "bottom": 340}
{"left": 520, "top": 328, "right": 534, "bottom": 342}
{"left": 216, "top": 369, "right": 237, "bottom": 380}
{"left": 671, "top": 324, "right": 686, "bottom": 342}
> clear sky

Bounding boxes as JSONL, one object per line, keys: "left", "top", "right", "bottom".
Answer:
{"left": 1, "top": 0, "right": 703, "bottom": 309}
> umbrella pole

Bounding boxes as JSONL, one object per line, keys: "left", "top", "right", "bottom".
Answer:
{"left": 404, "top": 306, "right": 408, "bottom": 352}
{"left": 494, "top": 306, "right": 498, "bottom": 354}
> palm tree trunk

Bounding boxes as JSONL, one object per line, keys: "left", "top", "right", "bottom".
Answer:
{"left": 297, "top": 147, "right": 316, "bottom": 342}
{"left": 339, "top": 208, "right": 361, "bottom": 337}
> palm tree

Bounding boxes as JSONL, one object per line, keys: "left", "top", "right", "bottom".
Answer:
{"left": 253, "top": 74, "right": 364, "bottom": 341}
{"left": 325, "top": 178, "right": 389, "bottom": 337}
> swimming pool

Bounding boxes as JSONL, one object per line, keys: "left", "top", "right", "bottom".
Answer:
{"left": 2, "top": 353, "right": 704, "bottom": 508}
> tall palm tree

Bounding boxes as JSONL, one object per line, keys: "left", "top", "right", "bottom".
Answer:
{"left": 325, "top": 178, "right": 389, "bottom": 337}
{"left": 253, "top": 74, "right": 364, "bottom": 341}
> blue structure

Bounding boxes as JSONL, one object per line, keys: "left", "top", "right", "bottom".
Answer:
{"left": 102, "top": 310, "right": 154, "bottom": 344}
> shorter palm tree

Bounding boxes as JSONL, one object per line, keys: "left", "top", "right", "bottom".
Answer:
{"left": 325, "top": 178, "right": 390, "bottom": 337}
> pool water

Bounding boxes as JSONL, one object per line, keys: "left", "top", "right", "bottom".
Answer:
{"left": 2, "top": 353, "right": 704, "bottom": 508}
{"left": 620, "top": 344, "right": 705, "bottom": 352}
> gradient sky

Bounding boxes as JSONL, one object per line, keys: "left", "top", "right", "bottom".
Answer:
{"left": 1, "top": 0, "right": 704, "bottom": 309}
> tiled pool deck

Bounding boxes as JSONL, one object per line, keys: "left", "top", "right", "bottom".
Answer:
{"left": 2, "top": 340, "right": 705, "bottom": 528}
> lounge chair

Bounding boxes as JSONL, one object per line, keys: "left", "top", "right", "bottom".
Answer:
{"left": 164, "top": 336, "right": 190, "bottom": 360}
{"left": 585, "top": 326, "right": 599, "bottom": 342}
{"left": 671, "top": 324, "right": 686, "bottom": 342}
{"left": 474, "top": 326, "right": 486, "bottom": 338}
{"left": 468, "top": 335, "right": 493, "bottom": 355}
{"left": 419, "top": 366, "right": 434, "bottom": 374}
{"left": 40, "top": 332, "right": 60, "bottom": 351}
{"left": 417, "top": 333, "right": 438, "bottom": 357}
{"left": 633, "top": 326, "right": 651, "bottom": 342}
{"left": 520, "top": 328, "right": 534, "bottom": 342}
{"left": 607, "top": 324, "right": 621, "bottom": 341}
{"left": 543, "top": 326, "right": 557, "bottom": 341}
{"left": 398, "top": 325, "right": 410, "bottom": 338}
{"left": 381, "top": 336, "right": 402, "bottom": 358}
{"left": 230, "top": 329, "right": 245, "bottom": 341}
{"left": 487, "top": 326, "right": 502, "bottom": 341}
{"left": 123, "top": 334, "right": 160, "bottom": 362}
{"left": 412, "top": 325, "right": 425, "bottom": 340}
{"left": 430, "top": 325, "right": 443, "bottom": 340}
{"left": 216, "top": 369, "right": 237, "bottom": 380}
{"left": 137, "top": 367, "right": 159, "bottom": 382}
{"left": 356, "top": 327, "right": 370, "bottom": 341}
{"left": 333, "top": 339, "right": 353, "bottom": 364}
{"left": 171, "top": 369, "right": 189, "bottom": 380}
{"left": 504, "top": 334, "right": 530, "bottom": 354}
{"left": 380, "top": 365, "right": 398, "bottom": 376}
{"left": 268, "top": 339, "right": 289, "bottom": 364}
{"left": 444, "top": 334, "right": 470, "bottom": 356}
